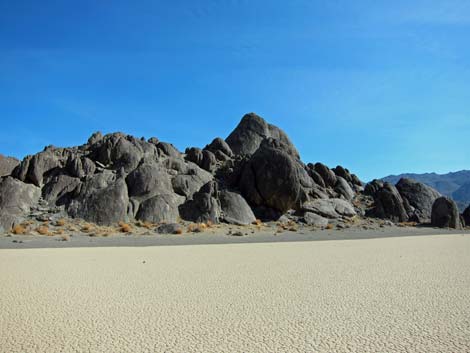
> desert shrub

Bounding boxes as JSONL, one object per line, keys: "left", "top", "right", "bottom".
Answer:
{"left": 187, "top": 223, "right": 207, "bottom": 233}
{"left": 56, "top": 219, "right": 66, "bottom": 227}
{"left": 11, "top": 224, "right": 27, "bottom": 235}
{"left": 81, "top": 223, "right": 94, "bottom": 233}
{"left": 36, "top": 225, "right": 51, "bottom": 236}
{"left": 118, "top": 221, "right": 132, "bottom": 233}
{"left": 325, "top": 223, "right": 334, "bottom": 230}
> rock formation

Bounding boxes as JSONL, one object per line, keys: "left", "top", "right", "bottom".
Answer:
{"left": 431, "top": 197, "right": 462, "bottom": 229}
{"left": 1, "top": 111, "right": 460, "bottom": 233}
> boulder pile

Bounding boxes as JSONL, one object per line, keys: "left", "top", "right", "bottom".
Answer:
{"left": 0, "top": 112, "right": 467, "bottom": 233}
{"left": 0, "top": 113, "right": 365, "bottom": 233}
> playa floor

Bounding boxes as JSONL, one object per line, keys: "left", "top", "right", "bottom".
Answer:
{"left": 1, "top": 234, "right": 469, "bottom": 352}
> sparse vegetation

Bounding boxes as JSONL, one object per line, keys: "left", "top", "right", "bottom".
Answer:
{"left": 36, "top": 225, "right": 51, "bottom": 236}
{"left": 118, "top": 221, "right": 132, "bottom": 233}
{"left": 81, "top": 223, "right": 94, "bottom": 233}
{"left": 326, "top": 223, "right": 334, "bottom": 230}
{"left": 56, "top": 219, "right": 66, "bottom": 227}
{"left": 11, "top": 224, "right": 27, "bottom": 235}
{"left": 187, "top": 223, "right": 207, "bottom": 233}
{"left": 59, "top": 234, "right": 70, "bottom": 241}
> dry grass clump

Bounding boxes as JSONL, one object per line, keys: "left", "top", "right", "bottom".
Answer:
{"left": 252, "top": 219, "right": 263, "bottom": 226}
{"left": 187, "top": 223, "right": 207, "bottom": 233}
{"left": 54, "top": 229, "right": 65, "bottom": 235}
{"left": 81, "top": 223, "right": 94, "bottom": 233}
{"left": 59, "top": 234, "right": 70, "bottom": 241}
{"left": 135, "top": 220, "right": 154, "bottom": 229}
{"left": 206, "top": 220, "right": 214, "bottom": 228}
{"left": 325, "top": 223, "right": 334, "bottom": 230}
{"left": 175, "top": 228, "right": 183, "bottom": 235}
{"left": 36, "top": 225, "right": 52, "bottom": 236}
{"left": 56, "top": 219, "right": 66, "bottom": 227}
{"left": 398, "top": 221, "right": 417, "bottom": 227}
{"left": 277, "top": 220, "right": 298, "bottom": 231}
{"left": 11, "top": 224, "right": 27, "bottom": 235}
{"left": 118, "top": 221, "right": 133, "bottom": 233}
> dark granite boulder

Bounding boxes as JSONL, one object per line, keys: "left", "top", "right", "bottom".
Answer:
{"left": 67, "top": 172, "right": 129, "bottom": 225}
{"left": 431, "top": 197, "right": 462, "bottom": 229}
{"left": 136, "top": 194, "right": 181, "bottom": 223}
{"left": 225, "top": 113, "right": 299, "bottom": 158}
{"left": 370, "top": 182, "right": 408, "bottom": 222}
{"left": 0, "top": 177, "right": 41, "bottom": 231}
{"left": 239, "top": 138, "right": 310, "bottom": 214}
{"left": 313, "top": 163, "right": 337, "bottom": 188}
{"left": 0, "top": 155, "right": 19, "bottom": 177}
{"left": 396, "top": 178, "right": 441, "bottom": 223}
{"left": 219, "top": 190, "right": 256, "bottom": 225}
{"left": 179, "top": 181, "right": 221, "bottom": 223}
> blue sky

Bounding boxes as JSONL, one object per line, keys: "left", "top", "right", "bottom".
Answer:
{"left": 0, "top": 0, "right": 469, "bottom": 181}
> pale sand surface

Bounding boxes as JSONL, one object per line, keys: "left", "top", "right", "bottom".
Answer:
{"left": 1, "top": 234, "right": 469, "bottom": 352}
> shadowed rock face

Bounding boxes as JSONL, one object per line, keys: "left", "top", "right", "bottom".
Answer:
{"left": 396, "top": 178, "right": 441, "bottom": 223}
{"left": 0, "top": 155, "right": 19, "bottom": 177}
{"left": 238, "top": 138, "right": 311, "bottom": 213}
{"left": 225, "top": 113, "right": 300, "bottom": 159}
{"left": 0, "top": 112, "right": 368, "bottom": 230}
{"left": 431, "top": 197, "right": 462, "bottom": 229}
{"left": 368, "top": 182, "right": 408, "bottom": 223}
{"left": 462, "top": 205, "right": 470, "bottom": 227}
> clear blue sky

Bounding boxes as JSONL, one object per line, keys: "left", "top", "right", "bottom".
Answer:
{"left": 1, "top": 0, "right": 469, "bottom": 181}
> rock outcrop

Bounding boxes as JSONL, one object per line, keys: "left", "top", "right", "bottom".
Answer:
{"left": 226, "top": 113, "right": 299, "bottom": 158}
{"left": 431, "top": 197, "right": 462, "bottom": 229}
{"left": 365, "top": 178, "right": 442, "bottom": 224}
{"left": 462, "top": 205, "right": 470, "bottom": 227}
{"left": 396, "top": 178, "right": 441, "bottom": 223}
{"left": 0, "top": 155, "right": 19, "bottom": 177}
{"left": 367, "top": 182, "right": 408, "bottom": 222}
{"left": 0, "top": 113, "right": 366, "bottom": 232}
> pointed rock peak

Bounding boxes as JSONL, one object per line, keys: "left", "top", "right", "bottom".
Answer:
{"left": 225, "top": 113, "right": 300, "bottom": 159}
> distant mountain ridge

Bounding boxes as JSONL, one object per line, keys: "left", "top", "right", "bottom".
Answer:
{"left": 381, "top": 170, "right": 470, "bottom": 211}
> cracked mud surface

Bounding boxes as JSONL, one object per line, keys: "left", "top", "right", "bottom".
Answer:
{"left": 1, "top": 234, "right": 469, "bottom": 352}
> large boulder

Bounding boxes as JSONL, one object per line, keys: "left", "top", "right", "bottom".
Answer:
{"left": 67, "top": 172, "right": 129, "bottom": 225}
{"left": 125, "top": 162, "right": 171, "bottom": 198}
{"left": 204, "top": 137, "right": 233, "bottom": 157}
{"left": 0, "top": 177, "right": 41, "bottom": 231}
{"left": 179, "top": 181, "right": 220, "bottom": 223}
{"left": 225, "top": 113, "right": 299, "bottom": 158}
{"left": 42, "top": 175, "right": 81, "bottom": 206}
{"left": 0, "top": 155, "right": 19, "bottom": 177}
{"left": 335, "top": 176, "right": 355, "bottom": 201}
{"left": 306, "top": 165, "right": 326, "bottom": 188}
{"left": 364, "top": 179, "right": 384, "bottom": 197}
{"left": 67, "top": 156, "right": 96, "bottom": 178}
{"left": 239, "top": 138, "right": 311, "bottom": 214}
{"left": 171, "top": 164, "right": 213, "bottom": 199}
{"left": 332, "top": 165, "right": 352, "bottom": 184}
{"left": 462, "top": 205, "right": 470, "bottom": 227}
{"left": 313, "top": 163, "right": 337, "bottom": 188}
{"left": 136, "top": 194, "right": 182, "bottom": 223}
{"left": 396, "top": 178, "right": 441, "bottom": 223}
{"left": 431, "top": 197, "right": 462, "bottom": 229}
{"left": 303, "top": 212, "right": 329, "bottom": 227}
{"left": 87, "top": 133, "right": 151, "bottom": 173}
{"left": 370, "top": 182, "right": 408, "bottom": 222}
{"left": 13, "top": 147, "right": 69, "bottom": 186}
{"left": 219, "top": 190, "right": 256, "bottom": 225}
{"left": 301, "top": 198, "right": 356, "bottom": 219}
{"left": 157, "top": 142, "right": 181, "bottom": 158}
